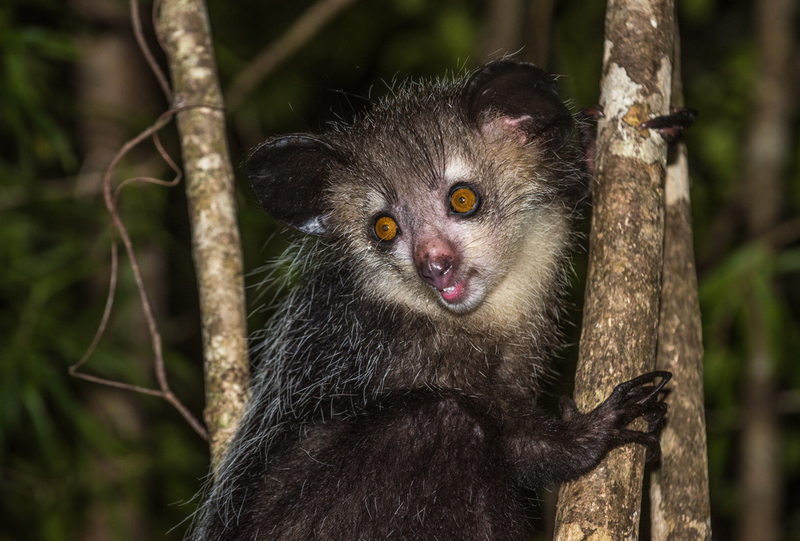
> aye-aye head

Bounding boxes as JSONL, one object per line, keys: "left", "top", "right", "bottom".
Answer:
{"left": 245, "top": 61, "right": 585, "bottom": 330}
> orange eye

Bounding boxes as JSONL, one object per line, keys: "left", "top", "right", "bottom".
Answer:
{"left": 374, "top": 216, "right": 398, "bottom": 241}
{"left": 450, "top": 187, "right": 478, "bottom": 214}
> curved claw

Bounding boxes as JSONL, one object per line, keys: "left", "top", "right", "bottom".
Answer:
{"left": 645, "top": 439, "right": 661, "bottom": 462}
{"left": 644, "top": 402, "right": 668, "bottom": 433}
{"left": 579, "top": 105, "right": 605, "bottom": 121}
{"left": 609, "top": 371, "right": 671, "bottom": 404}
{"left": 606, "top": 372, "right": 671, "bottom": 457}
{"left": 638, "top": 371, "right": 672, "bottom": 403}
{"left": 638, "top": 108, "right": 697, "bottom": 143}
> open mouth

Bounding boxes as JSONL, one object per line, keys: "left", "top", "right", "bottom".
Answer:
{"left": 439, "top": 280, "right": 464, "bottom": 303}
{"left": 435, "top": 272, "right": 489, "bottom": 314}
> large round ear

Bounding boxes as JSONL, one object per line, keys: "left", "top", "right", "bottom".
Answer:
{"left": 244, "top": 135, "right": 347, "bottom": 236}
{"left": 464, "top": 61, "right": 574, "bottom": 151}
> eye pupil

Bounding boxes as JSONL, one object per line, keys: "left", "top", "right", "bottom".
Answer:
{"left": 374, "top": 216, "right": 398, "bottom": 241}
{"left": 450, "top": 187, "right": 478, "bottom": 214}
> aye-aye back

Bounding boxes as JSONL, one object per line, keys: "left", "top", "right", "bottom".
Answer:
{"left": 192, "top": 61, "right": 670, "bottom": 541}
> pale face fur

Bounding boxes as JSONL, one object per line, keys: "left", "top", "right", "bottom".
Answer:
{"left": 326, "top": 123, "right": 572, "bottom": 336}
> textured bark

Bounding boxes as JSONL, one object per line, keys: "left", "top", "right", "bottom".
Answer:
{"left": 158, "top": 0, "right": 250, "bottom": 466}
{"left": 554, "top": 1, "right": 674, "bottom": 539}
{"left": 649, "top": 145, "right": 712, "bottom": 541}
{"left": 649, "top": 25, "right": 712, "bottom": 541}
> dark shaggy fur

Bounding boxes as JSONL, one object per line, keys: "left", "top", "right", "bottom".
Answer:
{"left": 190, "top": 61, "right": 669, "bottom": 541}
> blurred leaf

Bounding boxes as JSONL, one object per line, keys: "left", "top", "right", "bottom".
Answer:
{"left": 776, "top": 248, "right": 800, "bottom": 274}
{"left": 678, "top": 0, "right": 717, "bottom": 24}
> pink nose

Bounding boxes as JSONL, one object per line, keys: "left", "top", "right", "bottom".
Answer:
{"left": 414, "top": 239, "right": 458, "bottom": 290}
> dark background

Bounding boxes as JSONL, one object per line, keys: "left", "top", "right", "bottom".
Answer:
{"left": 1, "top": 0, "right": 798, "bottom": 539}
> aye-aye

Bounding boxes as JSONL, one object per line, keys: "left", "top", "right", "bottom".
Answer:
{"left": 191, "top": 61, "right": 672, "bottom": 541}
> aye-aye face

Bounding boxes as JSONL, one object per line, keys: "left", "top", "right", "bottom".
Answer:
{"left": 246, "top": 61, "right": 582, "bottom": 330}
{"left": 326, "top": 123, "right": 573, "bottom": 331}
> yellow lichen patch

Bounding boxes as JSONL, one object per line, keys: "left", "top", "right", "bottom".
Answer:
{"left": 623, "top": 103, "right": 647, "bottom": 129}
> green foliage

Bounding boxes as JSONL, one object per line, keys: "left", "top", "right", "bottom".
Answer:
{"left": 0, "top": 1, "right": 77, "bottom": 184}
{"left": 0, "top": 2, "right": 207, "bottom": 540}
{"left": 0, "top": 167, "right": 207, "bottom": 541}
{"left": 551, "top": 0, "right": 605, "bottom": 104}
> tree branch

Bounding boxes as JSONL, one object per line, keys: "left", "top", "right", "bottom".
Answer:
{"left": 649, "top": 20, "right": 712, "bottom": 541}
{"left": 554, "top": 0, "right": 675, "bottom": 538}
{"left": 158, "top": 0, "right": 250, "bottom": 467}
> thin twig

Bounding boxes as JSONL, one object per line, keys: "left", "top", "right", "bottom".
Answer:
{"left": 71, "top": 106, "right": 210, "bottom": 441}
{"left": 71, "top": 0, "right": 236, "bottom": 442}
{"left": 70, "top": 231, "right": 120, "bottom": 373}
{"left": 70, "top": 111, "right": 174, "bottom": 374}
{"left": 131, "top": 0, "right": 172, "bottom": 101}
{"left": 152, "top": 0, "right": 169, "bottom": 64}
{"left": 225, "top": 0, "right": 358, "bottom": 111}
{"left": 70, "top": 370, "right": 166, "bottom": 398}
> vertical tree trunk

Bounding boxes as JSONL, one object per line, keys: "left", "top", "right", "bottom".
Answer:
{"left": 480, "top": 0, "right": 526, "bottom": 61}
{"left": 554, "top": 1, "right": 674, "bottom": 539}
{"left": 649, "top": 144, "right": 712, "bottom": 540}
{"left": 158, "top": 0, "right": 250, "bottom": 466}
{"left": 736, "top": 0, "right": 795, "bottom": 538}
{"left": 524, "top": 0, "right": 555, "bottom": 68}
{"left": 648, "top": 23, "right": 712, "bottom": 541}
